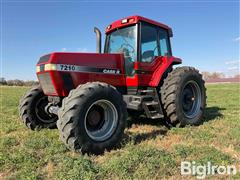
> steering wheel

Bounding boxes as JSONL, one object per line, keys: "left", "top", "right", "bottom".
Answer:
{"left": 153, "top": 45, "right": 158, "bottom": 55}
{"left": 120, "top": 43, "right": 135, "bottom": 54}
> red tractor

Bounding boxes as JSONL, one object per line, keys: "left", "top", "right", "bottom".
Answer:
{"left": 19, "top": 16, "right": 206, "bottom": 154}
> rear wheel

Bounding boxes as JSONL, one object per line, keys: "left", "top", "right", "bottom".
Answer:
{"left": 161, "top": 66, "right": 206, "bottom": 127}
{"left": 19, "top": 85, "right": 57, "bottom": 130}
{"left": 57, "top": 82, "right": 127, "bottom": 154}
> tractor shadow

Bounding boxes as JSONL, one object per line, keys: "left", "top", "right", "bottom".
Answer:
{"left": 122, "top": 128, "right": 168, "bottom": 146}
{"left": 204, "top": 106, "right": 225, "bottom": 122}
{"left": 127, "top": 116, "right": 169, "bottom": 128}
{"left": 121, "top": 117, "right": 169, "bottom": 146}
{"left": 121, "top": 106, "right": 224, "bottom": 146}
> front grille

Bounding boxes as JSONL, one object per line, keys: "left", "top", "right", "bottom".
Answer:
{"left": 38, "top": 54, "right": 51, "bottom": 63}
{"left": 38, "top": 73, "right": 56, "bottom": 94}
{"left": 61, "top": 73, "right": 74, "bottom": 92}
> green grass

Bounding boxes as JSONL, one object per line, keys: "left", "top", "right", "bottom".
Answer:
{"left": 0, "top": 83, "right": 240, "bottom": 179}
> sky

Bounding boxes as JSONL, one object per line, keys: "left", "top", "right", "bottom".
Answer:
{"left": 1, "top": 0, "right": 239, "bottom": 80}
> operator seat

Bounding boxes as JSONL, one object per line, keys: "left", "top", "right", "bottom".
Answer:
{"left": 142, "top": 50, "right": 154, "bottom": 63}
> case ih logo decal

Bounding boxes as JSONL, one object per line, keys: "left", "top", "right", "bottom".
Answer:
{"left": 37, "top": 64, "right": 121, "bottom": 75}
{"left": 103, "top": 69, "right": 120, "bottom": 74}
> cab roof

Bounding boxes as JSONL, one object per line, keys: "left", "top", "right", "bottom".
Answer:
{"left": 105, "top": 15, "right": 173, "bottom": 36}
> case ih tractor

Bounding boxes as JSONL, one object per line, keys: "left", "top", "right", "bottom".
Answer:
{"left": 19, "top": 16, "right": 206, "bottom": 154}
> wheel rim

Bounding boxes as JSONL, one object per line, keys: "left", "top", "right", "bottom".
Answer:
{"left": 35, "top": 96, "right": 57, "bottom": 123}
{"left": 181, "top": 80, "right": 202, "bottom": 118}
{"left": 84, "top": 99, "right": 118, "bottom": 142}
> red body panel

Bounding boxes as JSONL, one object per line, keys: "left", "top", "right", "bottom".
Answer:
{"left": 126, "top": 56, "right": 181, "bottom": 87}
{"left": 38, "top": 52, "right": 125, "bottom": 68}
{"left": 105, "top": 15, "right": 172, "bottom": 34}
{"left": 37, "top": 52, "right": 126, "bottom": 96}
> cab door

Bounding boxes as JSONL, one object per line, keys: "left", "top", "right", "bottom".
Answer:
{"left": 137, "top": 22, "right": 172, "bottom": 87}
{"left": 136, "top": 22, "right": 160, "bottom": 87}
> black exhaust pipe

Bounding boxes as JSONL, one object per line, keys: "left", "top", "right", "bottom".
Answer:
{"left": 94, "top": 27, "right": 102, "bottom": 53}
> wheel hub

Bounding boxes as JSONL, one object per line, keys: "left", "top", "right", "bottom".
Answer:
{"left": 86, "top": 106, "right": 105, "bottom": 129}
{"left": 84, "top": 100, "right": 118, "bottom": 142}
{"left": 87, "top": 110, "right": 101, "bottom": 126}
{"left": 181, "top": 80, "right": 202, "bottom": 118}
{"left": 35, "top": 96, "right": 57, "bottom": 123}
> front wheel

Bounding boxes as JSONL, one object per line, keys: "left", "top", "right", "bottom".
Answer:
{"left": 19, "top": 85, "right": 58, "bottom": 130}
{"left": 57, "top": 82, "right": 127, "bottom": 154}
{"left": 161, "top": 66, "right": 206, "bottom": 127}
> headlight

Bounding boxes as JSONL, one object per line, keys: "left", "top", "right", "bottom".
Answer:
{"left": 36, "top": 64, "right": 57, "bottom": 72}
{"left": 36, "top": 66, "right": 41, "bottom": 72}
{"left": 44, "top": 64, "right": 57, "bottom": 71}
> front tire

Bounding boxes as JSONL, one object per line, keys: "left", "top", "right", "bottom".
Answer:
{"left": 19, "top": 85, "right": 58, "bottom": 130}
{"left": 161, "top": 66, "right": 206, "bottom": 127}
{"left": 57, "top": 82, "right": 127, "bottom": 154}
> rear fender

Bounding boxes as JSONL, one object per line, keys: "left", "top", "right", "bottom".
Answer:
{"left": 149, "top": 56, "right": 182, "bottom": 87}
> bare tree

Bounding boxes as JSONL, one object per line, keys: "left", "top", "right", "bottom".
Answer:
{"left": 7, "top": 79, "right": 24, "bottom": 86}
{"left": 234, "top": 74, "right": 240, "bottom": 78}
{"left": 201, "top": 71, "right": 211, "bottom": 81}
{"left": 211, "top": 72, "right": 225, "bottom": 79}
{"left": 201, "top": 71, "right": 225, "bottom": 80}
{"left": 0, "top": 77, "right": 7, "bottom": 85}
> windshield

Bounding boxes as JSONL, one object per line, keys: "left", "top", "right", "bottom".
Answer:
{"left": 105, "top": 25, "right": 137, "bottom": 76}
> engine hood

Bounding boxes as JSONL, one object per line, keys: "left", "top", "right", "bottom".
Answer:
{"left": 36, "top": 52, "right": 126, "bottom": 96}
{"left": 37, "top": 52, "right": 125, "bottom": 72}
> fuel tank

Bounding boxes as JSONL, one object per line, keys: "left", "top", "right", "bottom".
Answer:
{"left": 36, "top": 52, "right": 126, "bottom": 96}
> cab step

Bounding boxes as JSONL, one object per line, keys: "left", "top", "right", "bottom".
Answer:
{"left": 145, "top": 101, "right": 159, "bottom": 106}
{"left": 151, "top": 113, "right": 164, "bottom": 119}
{"left": 143, "top": 100, "right": 164, "bottom": 119}
{"left": 123, "top": 88, "right": 164, "bottom": 119}
{"left": 138, "top": 89, "right": 155, "bottom": 94}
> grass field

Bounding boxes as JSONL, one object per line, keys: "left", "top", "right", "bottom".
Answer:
{"left": 0, "top": 83, "right": 239, "bottom": 179}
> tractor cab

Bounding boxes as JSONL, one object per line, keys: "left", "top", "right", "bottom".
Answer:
{"left": 98, "top": 16, "right": 179, "bottom": 89}
{"left": 103, "top": 16, "right": 173, "bottom": 77}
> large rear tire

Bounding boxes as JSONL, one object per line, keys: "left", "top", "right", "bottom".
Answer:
{"left": 19, "top": 85, "right": 58, "bottom": 130}
{"left": 57, "top": 82, "right": 127, "bottom": 154}
{"left": 161, "top": 66, "right": 206, "bottom": 127}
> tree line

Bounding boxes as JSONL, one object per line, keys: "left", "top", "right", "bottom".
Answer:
{"left": 201, "top": 72, "right": 240, "bottom": 81}
{"left": 0, "top": 78, "right": 39, "bottom": 86}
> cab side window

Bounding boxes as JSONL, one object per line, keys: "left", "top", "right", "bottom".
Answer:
{"left": 140, "top": 24, "right": 159, "bottom": 63}
{"left": 158, "top": 28, "right": 171, "bottom": 56}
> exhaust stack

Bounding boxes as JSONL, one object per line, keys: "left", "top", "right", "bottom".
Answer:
{"left": 94, "top": 27, "right": 102, "bottom": 53}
